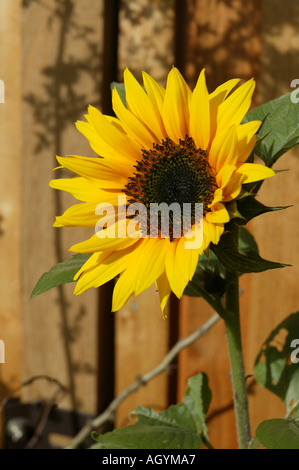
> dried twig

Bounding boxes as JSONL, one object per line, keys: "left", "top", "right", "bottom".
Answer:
{"left": 66, "top": 312, "right": 220, "bottom": 449}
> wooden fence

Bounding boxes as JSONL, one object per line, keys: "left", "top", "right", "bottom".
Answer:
{"left": 0, "top": 0, "right": 298, "bottom": 449}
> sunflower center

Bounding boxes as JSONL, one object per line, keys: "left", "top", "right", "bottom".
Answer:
{"left": 123, "top": 136, "right": 217, "bottom": 238}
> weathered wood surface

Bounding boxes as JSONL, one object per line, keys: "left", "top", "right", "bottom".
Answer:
{"left": 21, "top": 0, "right": 104, "bottom": 415}
{"left": 178, "top": 0, "right": 299, "bottom": 449}
{"left": 114, "top": 0, "right": 176, "bottom": 428}
{"left": 245, "top": 0, "right": 299, "bottom": 444}
{"left": 0, "top": 0, "right": 298, "bottom": 449}
{"left": 0, "top": 0, "right": 23, "bottom": 445}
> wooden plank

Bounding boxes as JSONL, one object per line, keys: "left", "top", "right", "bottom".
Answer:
{"left": 177, "top": 0, "right": 262, "bottom": 449}
{"left": 0, "top": 0, "right": 23, "bottom": 445}
{"left": 183, "top": 0, "right": 262, "bottom": 90}
{"left": 245, "top": 0, "right": 299, "bottom": 439}
{"left": 117, "top": 0, "right": 175, "bottom": 84}
{"left": 115, "top": 0, "right": 176, "bottom": 427}
{"left": 21, "top": 0, "right": 104, "bottom": 416}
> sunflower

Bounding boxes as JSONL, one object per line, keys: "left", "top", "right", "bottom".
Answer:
{"left": 50, "top": 67, "right": 274, "bottom": 316}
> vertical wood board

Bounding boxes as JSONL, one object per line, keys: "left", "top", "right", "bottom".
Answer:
{"left": 21, "top": 0, "right": 104, "bottom": 415}
{"left": 0, "top": 0, "right": 23, "bottom": 444}
{"left": 114, "top": 0, "right": 176, "bottom": 428}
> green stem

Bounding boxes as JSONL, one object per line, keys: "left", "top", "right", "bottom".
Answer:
{"left": 224, "top": 267, "right": 251, "bottom": 449}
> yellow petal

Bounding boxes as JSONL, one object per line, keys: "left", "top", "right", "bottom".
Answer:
{"left": 209, "top": 187, "right": 224, "bottom": 208}
{"left": 112, "top": 87, "right": 156, "bottom": 148}
{"left": 237, "top": 120, "right": 261, "bottom": 163}
{"left": 142, "top": 71, "right": 166, "bottom": 128}
{"left": 135, "top": 238, "right": 169, "bottom": 296}
{"left": 74, "top": 242, "right": 142, "bottom": 295}
{"left": 156, "top": 271, "right": 171, "bottom": 318}
{"left": 216, "top": 78, "right": 255, "bottom": 135}
{"left": 124, "top": 68, "right": 166, "bottom": 142}
{"left": 70, "top": 222, "right": 140, "bottom": 253}
{"left": 209, "top": 78, "right": 241, "bottom": 103}
{"left": 73, "top": 252, "right": 102, "bottom": 281}
{"left": 53, "top": 202, "right": 101, "bottom": 227}
{"left": 87, "top": 105, "right": 140, "bottom": 162}
{"left": 111, "top": 240, "right": 147, "bottom": 311}
{"left": 56, "top": 155, "right": 127, "bottom": 189}
{"left": 75, "top": 120, "right": 135, "bottom": 173}
{"left": 112, "top": 272, "right": 135, "bottom": 312}
{"left": 209, "top": 78, "right": 240, "bottom": 141}
{"left": 206, "top": 203, "right": 230, "bottom": 223}
{"left": 176, "top": 236, "right": 199, "bottom": 284}
{"left": 162, "top": 67, "right": 192, "bottom": 143}
{"left": 215, "top": 165, "right": 243, "bottom": 201}
{"left": 204, "top": 220, "right": 224, "bottom": 245}
{"left": 190, "top": 69, "right": 210, "bottom": 149}
{"left": 236, "top": 163, "right": 275, "bottom": 183}
{"left": 49, "top": 177, "right": 120, "bottom": 203}
{"left": 165, "top": 240, "right": 190, "bottom": 298}
{"left": 209, "top": 125, "right": 239, "bottom": 172}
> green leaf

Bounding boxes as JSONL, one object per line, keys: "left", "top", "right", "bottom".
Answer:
{"left": 238, "top": 226, "right": 258, "bottom": 252}
{"left": 248, "top": 436, "right": 261, "bottom": 449}
{"left": 237, "top": 195, "right": 291, "bottom": 224}
{"left": 31, "top": 254, "right": 91, "bottom": 298}
{"left": 184, "top": 221, "right": 288, "bottom": 299}
{"left": 111, "top": 82, "right": 126, "bottom": 107}
{"left": 184, "top": 250, "right": 226, "bottom": 298}
{"left": 183, "top": 373, "right": 212, "bottom": 440}
{"left": 91, "top": 372, "right": 212, "bottom": 450}
{"left": 185, "top": 226, "right": 260, "bottom": 298}
{"left": 211, "top": 231, "right": 289, "bottom": 274}
{"left": 254, "top": 312, "right": 299, "bottom": 412}
{"left": 243, "top": 92, "right": 299, "bottom": 166}
{"left": 256, "top": 419, "right": 299, "bottom": 449}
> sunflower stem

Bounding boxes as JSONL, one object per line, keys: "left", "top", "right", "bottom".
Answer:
{"left": 223, "top": 265, "right": 251, "bottom": 449}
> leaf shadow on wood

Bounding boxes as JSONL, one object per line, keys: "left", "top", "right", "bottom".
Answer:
{"left": 22, "top": 0, "right": 104, "bottom": 439}
{"left": 254, "top": 312, "right": 299, "bottom": 410}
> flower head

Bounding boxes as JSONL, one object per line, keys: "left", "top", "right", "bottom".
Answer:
{"left": 50, "top": 67, "right": 274, "bottom": 316}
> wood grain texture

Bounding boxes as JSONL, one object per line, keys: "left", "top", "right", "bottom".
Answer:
{"left": 177, "top": 0, "right": 261, "bottom": 449}
{"left": 114, "top": 0, "right": 176, "bottom": 428}
{"left": 184, "top": 0, "right": 262, "bottom": 90}
{"left": 117, "top": 0, "right": 175, "bottom": 84}
{"left": 0, "top": 0, "right": 23, "bottom": 442}
{"left": 246, "top": 0, "right": 299, "bottom": 440}
{"left": 115, "top": 285, "right": 171, "bottom": 428}
{"left": 1, "top": 0, "right": 298, "bottom": 449}
{"left": 21, "top": 0, "right": 104, "bottom": 415}
{"left": 178, "top": 0, "right": 299, "bottom": 449}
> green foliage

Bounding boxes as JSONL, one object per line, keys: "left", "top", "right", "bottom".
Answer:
{"left": 254, "top": 312, "right": 299, "bottom": 413}
{"left": 256, "top": 419, "right": 299, "bottom": 449}
{"left": 184, "top": 224, "right": 287, "bottom": 301}
{"left": 243, "top": 92, "right": 299, "bottom": 166}
{"left": 91, "top": 372, "right": 212, "bottom": 450}
{"left": 31, "top": 254, "right": 91, "bottom": 298}
{"left": 184, "top": 249, "right": 225, "bottom": 298}
{"left": 236, "top": 195, "right": 290, "bottom": 225}
{"left": 238, "top": 225, "right": 258, "bottom": 252}
{"left": 211, "top": 230, "right": 289, "bottom": 274}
